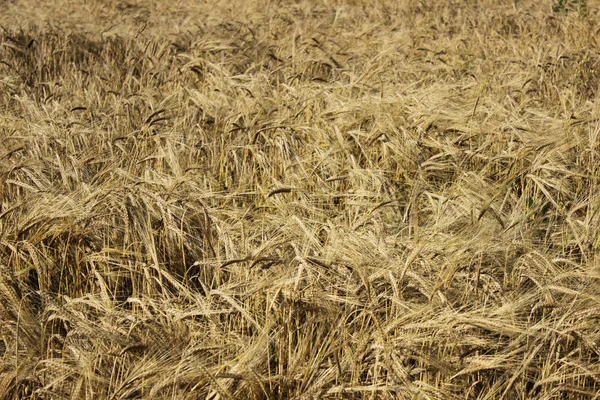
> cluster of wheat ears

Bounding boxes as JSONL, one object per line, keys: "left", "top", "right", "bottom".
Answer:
{"left": 1, "top": 0, "right": 600, "bottom": 398}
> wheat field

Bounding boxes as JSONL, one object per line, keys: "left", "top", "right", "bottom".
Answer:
{"left": 1, "top": 0, "right": 600, "bottom": 398}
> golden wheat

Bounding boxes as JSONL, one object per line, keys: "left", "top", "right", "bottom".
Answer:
{"left": 1, "top": 0, "right": 600, "bottom": 398}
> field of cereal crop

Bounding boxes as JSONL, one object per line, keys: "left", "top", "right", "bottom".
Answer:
{"left": 1, "top": 0, "right": 600, "bottom": 398}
